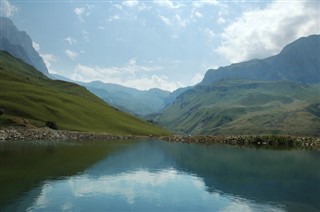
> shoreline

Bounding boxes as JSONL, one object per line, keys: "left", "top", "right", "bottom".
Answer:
{"left": 1, "top": 127, "right": 319, "bottom": 150}
{"left": 0, "top": 127, "right": 150, "bottom": 141}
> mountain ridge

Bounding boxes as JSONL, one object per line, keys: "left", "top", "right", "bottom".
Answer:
{"left": 201, "top": 34, "right": 320, "bottom": 85}
{"left": 0, "top": 17, "right": 49, "bottom": 75}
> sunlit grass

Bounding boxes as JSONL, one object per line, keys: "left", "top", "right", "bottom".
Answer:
{"left": 0, "top": 51, "right": 170, "bottom": 135}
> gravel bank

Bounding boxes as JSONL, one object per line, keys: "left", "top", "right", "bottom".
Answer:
{"left": 0, "top": 127, "right": 149, "bottom": 141}
{"left": 1, "top": 127, "right": 319, "bottom": 150}
{"left": 160, "top": 135, "right": 320, "bottom": 150}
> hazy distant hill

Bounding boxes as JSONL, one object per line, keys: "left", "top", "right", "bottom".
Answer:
{"left": 154, "top": 35, "right": 320, "bottom": 136}
{"left": 0, "top": 51, "right": 170, "bottom": 135}
{"left": 79, "top": 81, "right": 170, "bottom": 116}
{"left": 51, "top": 74, "right": 185, "bottom": 116}
{"left": 201, "top": 35, "right": 320, "bottom": 85}
{"left": 0, "top": 17, "right": 49, "bottom": 75}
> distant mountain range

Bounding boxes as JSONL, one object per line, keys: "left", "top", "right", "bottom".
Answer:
{"left": 0, "top": 17, "right": 49, "bottom": 76}
{"left": 81, "top": 81, "right": 191, "bottom": 116}
{"left": 153, "top": 35, "right": 320, "bottom": 136}
{"left": 51, "top": 73, "right": 189, "bottom": 116}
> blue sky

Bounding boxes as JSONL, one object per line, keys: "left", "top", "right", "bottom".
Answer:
{"left": 1, "top": 0, "right": 319, "bottom": 91}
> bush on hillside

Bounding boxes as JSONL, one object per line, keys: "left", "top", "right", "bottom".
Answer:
{"left": 45, "top": 121, "right": 58, "bottom": 130}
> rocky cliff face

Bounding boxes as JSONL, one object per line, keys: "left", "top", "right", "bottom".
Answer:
{"left": 0, "top": 17, "right": 49, "bottom": 75}
{"left": 201, "top": 35, "right": 320, "bottom": 85}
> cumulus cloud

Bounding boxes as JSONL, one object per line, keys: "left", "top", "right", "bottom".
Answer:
{"left": 216, "top": 1, "right": 320, "bottom": 63}
{"left": 159, "top": 14, "right": 188, "bottom": 28}
{"left": 0, "top": 0, "right": 17, "bottom": 17}
{"left": 41, "top": 54, "right": 58, "bottom": 74}
{"left": 64, "top": 37, "right": 77, "bottom": 45}
{"left": 32, "top": 41, "right": 40, "bottom": 52}
{"left": 193, "top": 0, "right": 219, "bottom": 8}
{"left": 31, "top": 41, "right": 58, "bottom": 74}
{"left": 70, "top": 59, "right": 184, "bottom": 91}
{"left": 204, "top": 28, "right": 216, "bottom": 42}
{"left": 65, "top": 50, "right": 78, "bottom": 60}
{"left": 190, "top": 73, "right": 204, "bottom": 85}
{"left": 74, "top": 4, "right": 94, "bottom": 22}
{"left": 154, "top": 0, "right": 184, "bottom": 9}
{"left": 194, "top": 11, "right": 203, "bottom": 18}
{"left": 107, "top": 15, "right": 121, "bottom": 22}
{"left": 122, "top": 0, "right": 139, "bottom": 8}
{"left": 217, "top": 17, "right": 226, "bottom": 25}
{"left": 175, "top": 14, "right": 187, "bottom": 28}
{"left": 159, "top": 15, "right": 172, "bottom": 26}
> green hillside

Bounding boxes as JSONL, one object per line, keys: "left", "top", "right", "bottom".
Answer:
{"left": 0, "top": 51, "right": 170, "bottom": 135}
{"left": 153, "top": 80, "right": 320, "bottom": 136}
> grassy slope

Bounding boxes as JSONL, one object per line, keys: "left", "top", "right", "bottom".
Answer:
{"left": 155, "top": 79, "right": 320, "bottom": 136}
{"left": 0, "top": 51, "right": 170, "bottom": 135}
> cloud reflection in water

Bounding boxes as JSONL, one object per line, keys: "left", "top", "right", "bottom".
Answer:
{"left": 28, "top": 168, "right": 284, "bottom": 211}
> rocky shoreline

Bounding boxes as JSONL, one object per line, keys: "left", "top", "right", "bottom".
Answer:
{"left": 0, "top": 127, "right": 150, "bottom": 141}
{"left": 1, "top": 127, "right": 319, "bottom": 150}
{"left": 159, "top": 135, "right": 320, "bottom": 150}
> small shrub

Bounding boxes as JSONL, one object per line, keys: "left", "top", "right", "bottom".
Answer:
{"left": 45, "top": 121, "right": 58, "bottom": 130}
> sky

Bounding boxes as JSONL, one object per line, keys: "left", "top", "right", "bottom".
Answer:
{"left": 1, "top": 0, "right": 319, "bottom": 91}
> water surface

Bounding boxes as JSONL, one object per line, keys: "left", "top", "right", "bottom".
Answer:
{"left": 1, "top": 140, "right": 319, "bottom": 211}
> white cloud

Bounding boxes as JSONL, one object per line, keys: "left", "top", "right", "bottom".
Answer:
{"left": 64, "top": 37, "right": 77, "bottom": 45}
{"left": 107, "top": 15, "right": 121, "bottom": 22}
{"left": 190, "top": 73, "right": 204, "bottom": 85}
{"left": 74, "top": 4, "right": 94, "bottom": 22}
{"left": 204, "top": 28, "right": 215, "bottom": 42}
{"left": 124, "top": 75, "right": 185, "bottom": 91}
{"left": 123, "top": 0, "right": 139, "bottom": 8}
{"left": 159, "top": 14, "right": 188, "bottom": 28}
{"left": 41, "top": 54, "right": 57, "bottom": 74}
{"left": 217, "top": 17, "right": 226, "bottom": 25}
{"left": 194, "top": 11, "right": 203, "bottom": 18}
{"left": 32, "top": 41, "right": 40, "bottom": 52}
{"left": 154, "top": 0, "right": 183, "bottom": 9}
{"left": 193, "top": 0, "right": 219, "bottom": 8}
{"left": 65, "top": 50, "right": 78, "bottom": 60}
{"left": 0, "top": 0, "right": 17, "bottom": 17}
{"left": 70, "top": 59, "right": 184, "bottom": 91}
{"left": 217, "top": 1, "right": 320, "bottom": 63}
{"left": 175, "top": 14, "right": 187, "bottom": 28}
{"left": 31, "top": 41, "right": 58, "bottom": 74}
{"left": 159, "top": 15, "right": 172, "bottom": 26}
{"left": 74, "top": 7, "right": 85, "bottom": 16}
{"left": 113, "top": 3, "right": 123, "bottom": 10}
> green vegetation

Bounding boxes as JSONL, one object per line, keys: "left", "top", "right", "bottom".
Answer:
{"left": 154, "top": 79, "right": 320, "bottom": 136}
{"left": 0, "top": 51, "right": 170, "bottom": 135}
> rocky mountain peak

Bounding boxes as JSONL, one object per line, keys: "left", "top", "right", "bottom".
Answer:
{"left": 0, "top": 17, "right": 49, "bottom": 75}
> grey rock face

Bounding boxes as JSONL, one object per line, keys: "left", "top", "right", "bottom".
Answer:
{"left": 201, "top": 35, "right": 320, "bottom": 85}
{"left": 0, "top": 17, "right": 49, "bottom": 75}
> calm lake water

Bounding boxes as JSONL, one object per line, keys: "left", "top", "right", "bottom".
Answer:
{"left": 0, "top": 140, "right": 319, "bottom": 211}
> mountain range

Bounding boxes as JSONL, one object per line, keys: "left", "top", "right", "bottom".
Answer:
{"left": 0, "top": 17, "right": 49, "bottom": 76}
{"left": 153, "top": 35, "right": 320, "bottom": 136}
{"left": 51, "top": 74, "right": 188, "bottom": 116}
{"left": 1, "top": 16, "right": 319, "bottom": 136}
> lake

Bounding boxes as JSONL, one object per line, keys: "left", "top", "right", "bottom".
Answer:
{"left": 0, "top": 140, "right": 319, "bottom": 211}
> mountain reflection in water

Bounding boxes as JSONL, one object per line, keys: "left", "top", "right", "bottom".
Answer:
{"left": 1, "top": 140, "right": 319, "bottom": 211}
